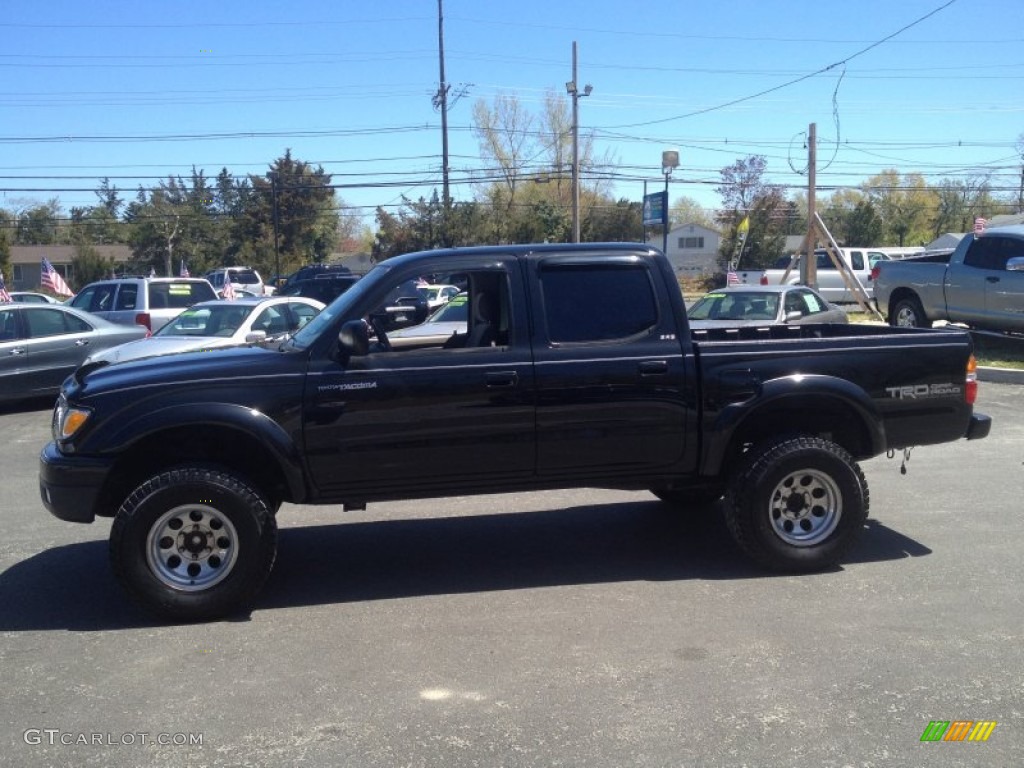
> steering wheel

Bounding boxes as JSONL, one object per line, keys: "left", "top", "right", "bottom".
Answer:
{"left": 368, "top": 316, "right": 391, "bottom": 352}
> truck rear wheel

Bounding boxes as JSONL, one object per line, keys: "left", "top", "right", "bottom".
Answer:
{"left": 890, "top": 296, "right": 928, "bottom": 328}
{"left": 724, "top": 437, "right": 868, "bottom": 572}
{"left": 110, "top": 466, "right": 277, "bottom": 621}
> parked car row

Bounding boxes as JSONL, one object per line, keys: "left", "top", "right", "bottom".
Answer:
{"left": 4, "top": 261, "right": 473, "bottom": 403}
{"left": 0, "top": 304, "right": 148, "bottom": 403}
{"left": 2, "top": 290, "right": 327, "bottom": 403}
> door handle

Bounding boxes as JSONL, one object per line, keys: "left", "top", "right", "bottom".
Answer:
{"left": 985, "top": 276, "right": 1000, "bottom": 283}
{"left": 485, "top": 371, "right": 518, "bottom": 388}
{"left": 9, "top": 347, "right": 27, "bottom": 356}
{"left": 75, "top": 339, "right": 90, "bottom": 346}
{"left": 638, "top": 360, "right": 668, "bottom": 376}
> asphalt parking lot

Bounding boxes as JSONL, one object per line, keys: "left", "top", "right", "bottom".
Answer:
{"left": 1, "top": 383, "right": 1021, "bottom": 768}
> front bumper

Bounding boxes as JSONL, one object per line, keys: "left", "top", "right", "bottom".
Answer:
{"left": 966, "top": 412, "right": 992, "bottom": 441}
{"left": 38, "top": 442, "right": 114, "bottom": 523}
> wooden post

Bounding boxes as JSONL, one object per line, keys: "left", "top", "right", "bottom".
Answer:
{"left": 804, "top": 122, "right": 817, "bottom": 289}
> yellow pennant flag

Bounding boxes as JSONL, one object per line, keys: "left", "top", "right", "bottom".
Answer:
{"left": 737, "top": 216, "right": 750, "bottom": 235}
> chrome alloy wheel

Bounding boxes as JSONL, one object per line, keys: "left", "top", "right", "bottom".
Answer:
{"left": 146, "top": 504, "right": 239, "bottom": 591}
{"left": 768, "top": 469, "right": 842, "bottom": 547}
{"left": 894, "top": 306, "right": 918, "bottom": 327}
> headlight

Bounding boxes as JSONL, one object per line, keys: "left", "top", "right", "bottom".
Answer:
{"left": 52, "top": 395, "right": 92, "bottom": 442}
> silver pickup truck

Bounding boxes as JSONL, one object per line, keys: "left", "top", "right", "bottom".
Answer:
{"left": 759, "top": 248, "right": 889, "bottom": 303}
{"left": 873, "top": 225, "right": 1024, "bottom": 332}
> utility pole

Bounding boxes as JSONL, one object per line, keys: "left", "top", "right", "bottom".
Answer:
{"left": 566, "top": 41, "right": 591, "bottom": 243}
{"left": 804, "top": 122, "right": 817, "bottom": 289}
{"left": 436, "top": 0, "right": 451, "bottom": 243}
{"left": 271, "top": 171, "right": 280, "bottom": 280}
{"left": 571, "top": 42, "right": 580, "bottom": 243}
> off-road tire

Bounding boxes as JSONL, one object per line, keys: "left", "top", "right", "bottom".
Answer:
{"left": 110, "top": 466, "right": 277, "bottom": 622}
{"left": 724, "top": 437, "right": 868, "bottom": 572}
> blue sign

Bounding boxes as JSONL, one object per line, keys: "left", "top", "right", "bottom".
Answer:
{"left": 643, "top": 191, "right": 667, "bottom": 227}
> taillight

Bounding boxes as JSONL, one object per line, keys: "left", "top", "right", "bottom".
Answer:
{"left": 135, "top": 312, "right": 152, "bottom": 331}
{"left": 870, "top": 265, "right": 881, "bottom": 281}
{"left": 965, "top": 354, "right": 978, "bottom": 405}
{"left": 759, "top": 274, "right": 768, "bottom": 285}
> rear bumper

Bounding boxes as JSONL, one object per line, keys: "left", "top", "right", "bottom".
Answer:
{"left": 966, "top": 413, "right": 991, "bottom": 441}
{"left": 38, "top": 442, "right": 113, "bottom": 523}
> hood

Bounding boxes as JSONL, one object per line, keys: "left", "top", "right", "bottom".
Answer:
{"left": 73, "top": 345, "right": 297, "bottom": 402}
{"left": 87, "top": 336, "right": 241, "bottom": 364}
{"left": 389, "top": 320, "right": 466, "bottom": 340}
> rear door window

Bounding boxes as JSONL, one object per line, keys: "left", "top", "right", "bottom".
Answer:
{"left": 115, "top": 284, "right": 139, "bottom": 310}
{"left": 539, "top": 262, "right": 658, "bottom": 343}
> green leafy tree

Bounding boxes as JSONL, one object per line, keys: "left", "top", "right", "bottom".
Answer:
{"left": 585, "top": 198, "right": 644, "bottom": 242}
{"left": 844, "top": 200, "right": 884, "bottom": 246}
{"left": 16, "top": 199, "right": 63, "bottom": 245}
{"left": 243, "top": 150, "right": 339, "bottom": 277}
{"left": 669, "top": 196, "right": 715, "bottom": 230}
{"left": 71, "top": 243, "right": 116, "bottom": 287}
{"left": 0, "top": 212, "right": 12, "bottom": 282}
{"left": 124, "top": 180, "right": 185, "bottom": 276}
{"left": 864, "top": 170, "right": 934, "bottom": 246}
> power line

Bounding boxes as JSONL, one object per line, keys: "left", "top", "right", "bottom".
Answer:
{"left": 598, "top": 0, "right": 961, "bottom": 131}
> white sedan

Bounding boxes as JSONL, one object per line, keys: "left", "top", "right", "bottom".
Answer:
{"left": 85, "top": 296, "right": 324, "bottom": 365}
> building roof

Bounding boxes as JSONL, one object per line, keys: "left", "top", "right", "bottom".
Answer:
{"left": 10, "top": 244, "right": 132, "bottom": 265}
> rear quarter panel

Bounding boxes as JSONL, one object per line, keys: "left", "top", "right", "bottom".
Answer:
{"left": 692, "top": 324, "right": 975, "bottom": 473}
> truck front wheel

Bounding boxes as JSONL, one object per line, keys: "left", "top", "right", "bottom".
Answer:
{"left": 110, "top": 466, "right": 278, "bottom": 621}
{"left": 890, "top": 296, "right": 928, "bottom": 328}
{"left": 724, "top": 437, "right": 868, "bottom": 572}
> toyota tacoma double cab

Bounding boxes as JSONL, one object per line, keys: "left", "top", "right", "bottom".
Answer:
{"left": 39, "top": 243, "right": 991, "bottom": 621}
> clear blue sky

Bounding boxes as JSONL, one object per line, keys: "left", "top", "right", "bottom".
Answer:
{"left": 1, "top": 0, "right": 1021, "bottom": 227}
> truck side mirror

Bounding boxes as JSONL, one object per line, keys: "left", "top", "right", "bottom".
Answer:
{"left": 338, "top": 319, "right": 369, "bottom": 358}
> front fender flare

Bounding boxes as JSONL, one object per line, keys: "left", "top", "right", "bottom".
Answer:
{"left": 93, "top": 402, "right": 308, "bottom": 502}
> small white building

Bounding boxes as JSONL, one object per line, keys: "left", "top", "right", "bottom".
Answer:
{"left": 649, "top": 223, "right": 721, "bottom": 277}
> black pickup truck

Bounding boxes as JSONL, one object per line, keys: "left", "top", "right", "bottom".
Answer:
{"left": 39, "top": 243, "right": 990, "bottom": 620}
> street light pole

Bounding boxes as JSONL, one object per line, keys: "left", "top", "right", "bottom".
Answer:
{"left": 566, "top": 41, "right": 591, "bottom": 243}
{"left": 661, "top": 149, "right": 679, "bottom": 254}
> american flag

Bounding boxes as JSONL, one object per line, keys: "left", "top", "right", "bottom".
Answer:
{"left": 41, "top": 257, "right": 74, "bottom": 297}
{"left": 180, "top": 259, "right": 190, "bottom": 277}
{"left": 0, "top": 273, "right": 11, "bottom": 303}
{"left": 974, "top": 217, "right": 986, "bottom": 236}
{"left": 727, "top": 269, "right": 740, "bottom": 286}
{"left": 221, "top": 279, "right": 236, "bottom": 300}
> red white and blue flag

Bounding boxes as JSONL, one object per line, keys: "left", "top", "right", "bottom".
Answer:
{"left": 727, "top": 269, "right": 740, "bottom": 285}
{"left": 41, "top": 257, "right": 74, "bottom": 297}
{"left": 0, "top": 273, "right": 11, "bottom": 303}
{"left": 222, "top": 279, "right": 236, "bottom": 300}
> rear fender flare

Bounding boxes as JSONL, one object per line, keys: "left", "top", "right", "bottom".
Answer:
{"left": 700, "top": 374, "right": 886, "bottom": 477}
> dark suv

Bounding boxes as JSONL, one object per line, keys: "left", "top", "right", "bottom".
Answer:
{"left": 276, "top": 273, "right": 361, "bottom": 304}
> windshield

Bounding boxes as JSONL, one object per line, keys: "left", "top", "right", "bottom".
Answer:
{"left": 688, "top": 291, "right": 779, "bottom": 321}
{"left": 287, "top": 262, "right": 391, "bottom": 349}
{"left": 428, "top": 293, "right": 468, "bottom": 322}
{"left": 228, "top": 269, "right": 261, "bottom": 285}
{"left": 156, "top": 304, "right": 254, "bottom": 337}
